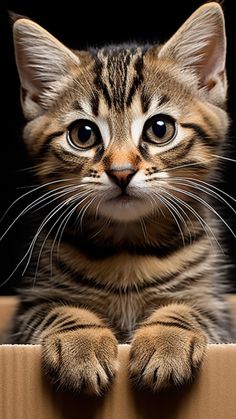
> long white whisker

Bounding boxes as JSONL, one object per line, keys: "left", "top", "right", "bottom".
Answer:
{"left": 21, "top": 194, "right": 81, "bottom": 278}
{"left": 78, "top": 195, "right": 98, "bottom": 234}
{"left": 139, "top": 217, "right": 149, "bottom": 243}
{"left": 94, "top": 191, "right": 108, "bottom": 219}
{"left": 159, "top": 185, "right": 225, "bottom": 253}
{"left": 0, "top": 187, "right": 86, "bottom": 288}
{"left": 34, "top": 191, "right": 91, "bottom": 284}
{"left": 162, "top": 160, "right": 213, "bottom": 173}
{"left": 86, "top": 192, "right": 112, "bottom": 240}
{"left": 211, "top": 154, "right": 236, "bottom": 164}
{"left": 162, "top": 186, "right": 222, "bottom": 251}
{"left": 30, "top": 185, "right": 86, "bottom": 214}
{"left": 170, "top": 177, "right": 236, "bottom": 209}
{"left": 0, "top": 183, "right": 80, "bottom": 240}
{"left": 0, "top": 178, "right": 75, "bottom": 225}
{"left": 89, "top": 217, "right": 111, "bottom": 240}
{"left": 171, "top": 180, "right": 236, "bottom": 217}
{"left": 164, "top": 186, "right": 236, "bottom": 246}
{"left": 144, "top": 192, "right": 165, "bottom": 219}
{"left": 159, "top": 189, "right": 194, "bottom": 243}
{"left": 53, "top": 192, "right": 92, "bottom": 264}
{"left": 168, "top": 185, "right": 236, "bottom": 239}
{"left": 151, "top": 191, "right": 185, "bottom": 246}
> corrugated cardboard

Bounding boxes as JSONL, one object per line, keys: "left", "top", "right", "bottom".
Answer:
{"left": 0, "top": 297, "right": 236, "bottom": 419}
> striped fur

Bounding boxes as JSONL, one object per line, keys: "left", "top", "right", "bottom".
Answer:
{"left": 5, "top": 3, "right": 235, "bottom": 394}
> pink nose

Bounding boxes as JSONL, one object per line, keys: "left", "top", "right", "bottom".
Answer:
{"left": 106, "top": 169, "right": 136, "bottom": 191}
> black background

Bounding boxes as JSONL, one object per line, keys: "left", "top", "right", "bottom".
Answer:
{"left": 0, "top": 0, "right": 236, "bottom": 294}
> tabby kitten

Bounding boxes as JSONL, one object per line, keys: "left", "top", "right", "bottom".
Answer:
{"left": 6, "top": 2, "right": 235, "bottom": 394}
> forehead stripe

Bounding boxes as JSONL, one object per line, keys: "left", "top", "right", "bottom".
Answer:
{"left": 94, "top": 58, "right": 112, "bottom": 108}
{"left": 126, "top": 55, "right": 144, "bottom": 107}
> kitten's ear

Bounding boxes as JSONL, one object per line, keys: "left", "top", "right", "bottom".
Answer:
{"left": 13, "top": 18, "right": 80, "bottom": 119}
{"left": 157, "top": 3, "right": 227, "bottom": 104}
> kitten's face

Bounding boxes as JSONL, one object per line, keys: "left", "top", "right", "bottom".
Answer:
{"left": 13, "top": 3, "right": 228, "bottom": 223}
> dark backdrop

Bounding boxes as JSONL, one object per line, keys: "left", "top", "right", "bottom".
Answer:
{"left": 0, "top": 0, "right": 236, "bottom": 294}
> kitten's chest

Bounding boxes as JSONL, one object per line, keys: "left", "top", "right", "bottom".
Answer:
{"left": 55, "top": 251, "right": 177, "bottom": 334}
{"left": 48, "top": 239, "right": 210, "bottom": 339}
{"left": 105, "top": 291, "right": 152, "bottom": 342}
{"left": 66, "top": 253, "right": 164, "bottom": 336}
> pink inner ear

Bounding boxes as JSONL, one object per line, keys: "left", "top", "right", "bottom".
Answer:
{"left": 205, "top": 79, "right": 217, "bottom": 91}
{"left": 197, "top": 34, "right": 225, "bottom": 90}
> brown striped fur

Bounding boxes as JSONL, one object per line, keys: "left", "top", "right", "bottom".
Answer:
{"left": 5, "top": 3, "right": 235, "bottom": 394}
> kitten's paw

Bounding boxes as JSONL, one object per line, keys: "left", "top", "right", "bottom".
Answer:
{"left": 42, "top": 328, "right": 118, "bottom": 395}
{"left": 129, "top": 324, "right": 207, "bottom": 392}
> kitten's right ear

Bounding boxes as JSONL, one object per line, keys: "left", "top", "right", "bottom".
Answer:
{"left": 13, "top": 18, "right": 80, "bottom": 119}
{"left": 156, "top": 3, "right": 227, "bottom": 105}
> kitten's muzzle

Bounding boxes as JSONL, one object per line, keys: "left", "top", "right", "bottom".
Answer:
{"left": 106, "top": 168, "right": 137, "bottom": 192}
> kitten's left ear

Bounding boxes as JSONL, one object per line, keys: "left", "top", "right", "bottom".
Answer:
{"left": 157, "top": 2, "right": 227, "bottom": 105}
{"left": 13, "top": 17, "right": 81, "bottom": 119}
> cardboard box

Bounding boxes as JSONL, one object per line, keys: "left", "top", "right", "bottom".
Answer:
{"left": 0, "top": 297, "right": 236, "bottom": 419}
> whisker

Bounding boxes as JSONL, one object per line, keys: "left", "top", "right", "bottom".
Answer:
{"left": 162, "top": 160, "right": 213, "bottom": 173}
{"left": 89, "top": 217, "right": 111, "bottom": 240}
{"left": 21, "top": 197, "right": 77, "bottom": 280}
{"left": 159, "top": 189, "right": 194, "bottom": 243}
{"left": 151, "top": 191, "right": 185, "bottom": 246}
{"left": 0, "top": 178, "right": 76, "bottom": 226}
{"left": 162, "top": 186, "right": 222, "bottom": 252}
{"left": 94, "top": 191, "right": 108, "bottom": 219}
{"left": 16, "top": 165, "right": 37, "bottom": 173}
{"left": 32, "top": 188, "right": 91, "bottom": 277}
{"left": 211, "top": 154, "right": 236, "bottom": 164}
{"left": 35, "top": 198, "right": 81, "bottom": 284}
{"left": 166, "top": 184, "right": 236, "bottom": 240}
{"left": 30, "top": 185, "right": 86, "bottom": 214}
{"left": 183, "top": 177, "right": 236, "bottom": 202}
{"left": 0, "top": 186, "right": 72, "bottom": 241}
{"left": 53, "top": 192, "right": 92, "bottom": 268}
{"left": 168, "top": 178, "right": 236, "bottom": 215}
{"left": 146, "top": 192, "right": 165, "bottom": 218}
{"left": 139, "top": 217, "right": 149, "bottom": 243}
{"left": 19, "top": 190, "right": 88, "bottom": 285}
{"left": 78, "top": 194, "right": 98, "bottom": 234}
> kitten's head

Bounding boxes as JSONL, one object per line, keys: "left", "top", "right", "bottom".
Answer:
{"left": 12, "top": 3, "right": 228, "bottom": 223}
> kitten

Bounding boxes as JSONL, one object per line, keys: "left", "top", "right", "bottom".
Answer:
{"left": 5, "top": 2, "right": 235, "bottom": 394}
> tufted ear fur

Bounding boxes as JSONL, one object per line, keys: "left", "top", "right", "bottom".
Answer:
{"left": 157, "top": 3, "right": 227, "bottom": 105}
{"left": 13, "top": 17, "right": 80, "bottom": 119}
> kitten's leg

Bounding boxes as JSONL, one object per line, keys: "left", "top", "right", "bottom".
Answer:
{"left": 11, "top": 304, "right": 118, "bottom": 394}
{"left": 129, "top": 302, "right": 225, "bottom": 391}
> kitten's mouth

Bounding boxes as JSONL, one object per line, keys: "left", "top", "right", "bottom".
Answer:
{"left": 99, "top": 190, "right": 149, "bottom": 221}
{"left": 108, "top": 192, "right": 139, "bottom": 203}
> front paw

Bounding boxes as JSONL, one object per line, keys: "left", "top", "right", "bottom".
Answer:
{"left": 42, "top": 328, "right": 118, "bottom": 395}
{"left": 129, "top": 324, "right": 207, "bottom": 392}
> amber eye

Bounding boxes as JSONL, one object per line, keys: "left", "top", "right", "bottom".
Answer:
{"left": 67, "top": 119, "right": 101, "bottom": 149}
{"left": 143, "top": 114, "right": 176, "bottom": 146}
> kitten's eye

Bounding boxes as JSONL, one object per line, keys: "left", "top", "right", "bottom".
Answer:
{"left": 67, "top": 119, "right": 101, "bottom": 149}
{"left": 143, "top": 114, "right": 176, "bottom": 146}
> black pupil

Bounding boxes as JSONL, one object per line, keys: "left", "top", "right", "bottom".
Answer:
{"left": 152, "top": 120, "right": 166, "bottom": 138}
{"left": 77, "top": 124, "right": 92, "bottom": 143}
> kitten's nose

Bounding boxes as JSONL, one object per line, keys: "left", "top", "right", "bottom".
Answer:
{"left": 106, "top": 168, "right": 136, "bottom": 191}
